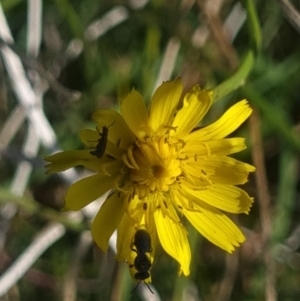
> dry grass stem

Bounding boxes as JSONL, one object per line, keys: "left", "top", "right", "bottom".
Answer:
{"left": 250, "top": 110, "right": 277, "bottom": 301}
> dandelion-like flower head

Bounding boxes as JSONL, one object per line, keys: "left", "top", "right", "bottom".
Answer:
{"left": 46, "top": 79, "right": 255, "bottom": 278}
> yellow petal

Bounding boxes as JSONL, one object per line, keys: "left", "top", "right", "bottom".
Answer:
{"left": 116, "top": 213, "right": 135, "bottom": 262}
{"left": 184, "top": 138, "right": 247, "bottom": 157}
{"left": 80, "top": 129, "right": 99, "bottom": 147}
{"left": 116, "top": 194, "right": 146, "bottom": 261}
{"left": 126, "top": 194, "right": 146, "bottom": 226}
{"left": 92, "top": 109, "right": 120, "bottom": 124}
{"left": 45, "top": 150, "right": 99, "bottom": 173}
{"left": 92, "top": 192, "right": 125, "bottom": 252}
{"left": 172, "top": 86, "right": 212, "bottom": 138}
{"left": 182, "top": 201, "right": 245, "bottom": 253}
{"left": 126, "top": 194, "right": 158, "bottom": 255}
{"left": 64, "top": 173, "right": 114, "bottom": 210}
{"left": 183, "top": 156, "right": 255, "bottom": 186}
{"left": 154, "top": 209, "right": 190, "bottom": 276}
{"left": 183, "top": 184, "right": 253, "bottom": 214}
{"left": 200, "top": 157, "right": 256, "bottom": 185}
{"left": 92, "top": 109, "right": 136, "bottom": 149}
{"left": 121, "top": 89, "right": 150, "bottom": 140}
{"left": 182, "top": 157, "right": 255, "bottom": 189}
{"left": 143, "top": 222, "right": 157, "bottom": 261}
{"left": 148, "top": 79, "right": 183, "bottom": 132}
{"left": 187, "top": 100, "right": 252, "bottom": 141}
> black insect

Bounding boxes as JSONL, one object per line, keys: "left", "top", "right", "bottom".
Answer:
{"left": 89, "top": 121, "right": 115, "bottom": 158}
{"left": 131, "top": 229, "right": 154, "bottom": 294}
{"left": 132, "top": 229, "right": 152, "bottom": 254}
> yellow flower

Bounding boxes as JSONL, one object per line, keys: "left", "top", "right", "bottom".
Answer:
{"left": 45, "top": 79, "right": 255, "bottom": 278}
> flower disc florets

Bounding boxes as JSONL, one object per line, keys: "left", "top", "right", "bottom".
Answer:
{"left": 123, "top": 136, "right": 183, "bottom": 197}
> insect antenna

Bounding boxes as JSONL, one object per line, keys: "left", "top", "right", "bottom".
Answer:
{"left": 131, "top": 281, "right": 154, "bottom": 294}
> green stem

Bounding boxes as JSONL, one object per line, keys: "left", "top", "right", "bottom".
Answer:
{"left": 212, "top": 0, "right": 262, "bottom": 101}
{"left": 212, "top": 50, "right": 255, "bottom": 102}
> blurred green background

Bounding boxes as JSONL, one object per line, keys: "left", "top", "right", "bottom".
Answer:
{"left": 0, "top": 0, "right": 300, "bottom": 300}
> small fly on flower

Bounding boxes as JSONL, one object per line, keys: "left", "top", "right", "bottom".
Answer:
{"left": 130, "top": 229, "right": 154, "bottom": 294}
{"left": 89, "top": 121, "right": 115, "bottom": 158}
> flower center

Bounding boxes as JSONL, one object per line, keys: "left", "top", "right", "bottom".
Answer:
{"left": 152, "top": 165, "right": 164, "bottom": 178}
{"left": 121, "top": 136, "right": 183, "bottom": 198}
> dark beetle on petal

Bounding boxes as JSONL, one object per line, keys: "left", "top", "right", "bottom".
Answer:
{"left": 89, "top": 121, "right": 115, "bottom": 158}
{"left": 130, "top": 229, "right": 154, "bottom": 294}
{"left": 132, "top": 229, "right": 152, "bottom": 254}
